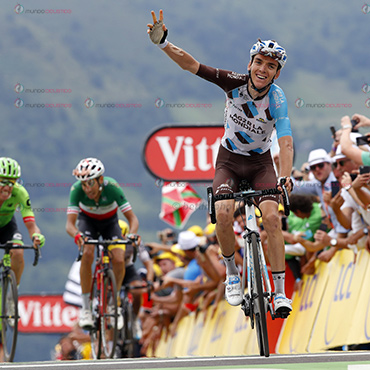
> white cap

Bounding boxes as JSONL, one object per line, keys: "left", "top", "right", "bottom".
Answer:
{"left": 308, "top": 149, "right": 331, "bottom": 166}
{"left": 178, "top": 231, "right": 200, "bottom": 250}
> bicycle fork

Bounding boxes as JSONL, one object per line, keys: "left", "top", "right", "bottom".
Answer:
{"left": 240, "top": 207, "right": 274, "bottom": 320}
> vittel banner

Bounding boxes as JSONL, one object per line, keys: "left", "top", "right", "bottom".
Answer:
{"left": 18, "top": 295, "right": 79, "bottom": 333}
{"left": 143, "top": 124, "right": 223, "bottom": 181}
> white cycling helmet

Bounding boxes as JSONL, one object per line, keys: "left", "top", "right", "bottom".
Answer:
{"left": 73, "top": 158, "right": 105, "bottom": 181}
{"left": 250, "top": 39, "right": 287, "bottom": 69}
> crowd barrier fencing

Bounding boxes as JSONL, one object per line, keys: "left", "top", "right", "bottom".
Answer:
{"left": 150, "top": 247, "right": 369, "bottom": 357}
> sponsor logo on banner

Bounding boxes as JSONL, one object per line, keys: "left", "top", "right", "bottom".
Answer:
{"left": 18, "top": 295, "right": 79, "bottom": 333}
{"left": 143, "top": 124, "right": 223, "bottom": 181}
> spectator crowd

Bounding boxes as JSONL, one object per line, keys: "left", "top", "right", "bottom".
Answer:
{"left": 55, "top": 113, "right": 370, "bottom": 360}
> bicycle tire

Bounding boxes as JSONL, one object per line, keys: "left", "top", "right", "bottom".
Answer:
{"left": 90, "top": 276, "right": 99, "bottom": 360}
{"left": 251, "top": 233, "right": 269, "bottom": 357}
{"left": 98, "top": 269, "right": 118, "bottom": 359}
{"left": 1, "top": 270, "right": 19, "bottom": 362}
{"left": 122, "top": 299, "right": 135, "bottom": 358}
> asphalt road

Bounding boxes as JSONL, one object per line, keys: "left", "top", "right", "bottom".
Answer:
{"left": 1, "top": 352, "right": 370, "bottom": 370}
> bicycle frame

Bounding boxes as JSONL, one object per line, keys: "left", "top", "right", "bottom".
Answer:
{"left": 207, "top": 182, "right": 290, "bottom": 357}
{"left": 241, "top": 199, "right": 273, "bottom": 317}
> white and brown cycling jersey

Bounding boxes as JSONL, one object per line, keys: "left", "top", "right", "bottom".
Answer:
{"left": 196, "top": 64, "right": 292, "bottom": 156}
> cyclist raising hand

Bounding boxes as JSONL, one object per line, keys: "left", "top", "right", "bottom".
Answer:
{"left": 148, "top": 10, "right": 293, "bottom": 316}
{"left": 0, "top": 157, "right": 45, "bottom": 285}
{"left": 66, "top": 158, "right": 139, "bottom": 329}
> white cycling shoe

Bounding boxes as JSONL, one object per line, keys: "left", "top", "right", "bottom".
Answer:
{"left": 79, "top": 309, "right": 94, "bottom": 329}
{"left": 274, "top": 293, "right": 292, "bottom": 317}
{"left": 108, "top": 306, "right": 124, "bottom": 330}
{"left": 224, "top": 274, "right": 243, "bottom": 306}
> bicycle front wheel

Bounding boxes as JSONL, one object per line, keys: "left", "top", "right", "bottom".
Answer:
{"left": 251, "top": 233, "right": 269, "bottom": 357}
{"left": 1, "top": 270, "right": 19, "bottom": 362}
{"left": 98, "top": 269, "right": 118, "bottom": 359}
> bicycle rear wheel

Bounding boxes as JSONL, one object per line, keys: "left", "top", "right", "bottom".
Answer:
{"left": 1, "top": 270, "right": 19, "bottom": 362}
{"left": 121, "top": 299, "right": 135, "bottom": 358}
{"left": 251, "top": 233, "right": 269, "bottom": 357}
{"left": 98, "top": 269, "right": 118, "bottom": 359}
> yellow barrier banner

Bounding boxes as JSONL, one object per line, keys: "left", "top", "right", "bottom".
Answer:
{"left": 346, "top": 250, "right": 370, "bottom": 345}
{"left": 308, "top": 249, "right": 365, "bottom": 351}
{"left": 277, "top": 259, "right": 331, "bottom": 353}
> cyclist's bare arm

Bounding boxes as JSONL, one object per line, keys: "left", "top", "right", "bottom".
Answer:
{"left": 24, "top": 221, "right": 40, "bottom": 240}
{"left": 66, "top": 213, "right": 84, "bottom": 247}
{"left": 66, "top": 213, "right": 79, "bottom": 238}
{"left": 123, "top": 209, "right": 139, "bottom": 234}
{"left": 148, "top": 10, "right": 200, "bottom": 74}
{"left": 278, "top": 135, "right": 294, "bottom": 191}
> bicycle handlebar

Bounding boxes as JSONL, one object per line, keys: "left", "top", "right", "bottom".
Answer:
{"left": 0, "top": 242, "right": 40, "bottom": 267}
{"left": 76, "top": 238, "right": 133, "bottom": 262}
{"left": 207, "top": 181, "right": 290, "bottom": 224}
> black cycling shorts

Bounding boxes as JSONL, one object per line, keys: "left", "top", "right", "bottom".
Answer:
{"left": 77, "top": 213, "right": 123, "bottom": 240}
{"left": 0, "top": 217, "right": 23, "bottom": 244}
{"left": 212, "top": 145, "right": 279, "bottom": 204}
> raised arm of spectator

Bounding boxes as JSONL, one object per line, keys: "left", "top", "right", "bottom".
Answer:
{"left": 351, "top": 173, "right": 370, "bottom": 209}
{"left": 340, "top": 116, "right": 365, "bottom": 165}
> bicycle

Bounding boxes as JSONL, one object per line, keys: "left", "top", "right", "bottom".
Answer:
{"left": 77, "top": 238, "right": 132, "bottom": 359}
{"left": 116, "top": 282, "right": 152, "bottom": 358}
{"left": 207, "top": 180, "right": 290, "bottom": 357}
{"left": 0, "top": 242, "right": 40, "bottom": 362}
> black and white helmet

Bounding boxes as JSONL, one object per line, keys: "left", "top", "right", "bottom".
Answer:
{"left": 250, "top": 39, "right": 287, "bottom": 69}
{"left": 73, "top": 158, "right": 105, "bottom": 181}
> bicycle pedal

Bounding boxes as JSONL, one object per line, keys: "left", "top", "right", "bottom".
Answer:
{"left": 274, "top": 310, "right": 290, "bottom": 319}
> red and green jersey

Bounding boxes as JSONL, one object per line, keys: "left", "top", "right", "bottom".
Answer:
{"left": 67, "top": 177, "right": 132, "bottom": 220}
{"left": 0, "top": 183, "right": 35, "bottom": 228}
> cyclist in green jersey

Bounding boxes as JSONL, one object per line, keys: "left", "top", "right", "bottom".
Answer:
{"left": 0, "top": 157, "right": 45, "bottom": 285}
{"left": 66, "top": 158, "right": 139, "bottom": 330}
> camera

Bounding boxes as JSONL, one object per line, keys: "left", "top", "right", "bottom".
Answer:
{"left": 359, "top": 166, "right": 370, "bottom": 174}
{"left": 330, "top": 126, "right": 336, "bottom": 137}
{"left": 197, "top": 245, "right": 208, "bottom": 254}
{"left": 331, "top": 181, "right": 341, "bottom": 197}
{"left": 351, "top": 119, "right": 359, "bottom": 133}
{"left": 356, "top": 136, "right": 370, "bottom": 146}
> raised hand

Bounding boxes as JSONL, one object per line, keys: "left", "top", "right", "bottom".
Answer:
{"left": 147, "top": 9, "right": 168, "bottom": 45}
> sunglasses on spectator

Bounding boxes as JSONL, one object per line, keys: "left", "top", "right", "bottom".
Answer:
{"left": 310, "top": 162, "right": 325, "bottom": 171}
{"left": 332, "top": 159, "right": 349, "bottom": 169}
{"left": 0, "top": 179, "right": 16, "bottom": 187}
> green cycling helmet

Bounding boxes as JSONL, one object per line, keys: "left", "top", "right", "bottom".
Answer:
{"left": 0, "top": 157, "right": 21, "bottom": 179}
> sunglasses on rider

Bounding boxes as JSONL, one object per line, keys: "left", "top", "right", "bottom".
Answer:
{"left": 81, "top": 179, "right": 97, "bottom": 188}
{"left": 0, "top": 179, "right": 16, "bottom": 187}
{"left": 309, "top": 162, "right": 325, "bottom": 171}
{"left": 332, "top": 159, "right": 349, "bottom": 169}
{"left": 258, "top": 49, "right": 283, "bottom": 61}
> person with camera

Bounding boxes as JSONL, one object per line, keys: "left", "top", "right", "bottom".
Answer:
{"left": 314, "top": 144, "right": 369, "bottom": 262}
{"left": 340, "top": 114, "right": 370, "bottom": 166}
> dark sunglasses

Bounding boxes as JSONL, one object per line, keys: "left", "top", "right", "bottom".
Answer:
{"left": 332, "top": 159, "right": 349, "bottom": 169}
{"left": 0, "top": 179, "right": 16, "bottom": 187}
{"left": 258, "top": 48, "right": 283, "bottom": 61}
{"left": 81, "top": 179, "right": 97, "bottom": 188}
{"left": 310, "top": 162, "right": 325, "bottom": 171}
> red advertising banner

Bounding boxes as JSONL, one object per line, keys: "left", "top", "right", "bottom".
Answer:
{"left": 143, "top": 124, "right": 223, "bottom": 182}
{"left": 18, "top": 295, "right": 79, "bottom": 333}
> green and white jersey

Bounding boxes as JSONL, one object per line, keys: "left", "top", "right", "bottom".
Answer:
{"left": 67, "top": 176, "right": 131, "bottom": 220}
{"left": 0, "top": 183, "right": 35, "bottom": 228}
